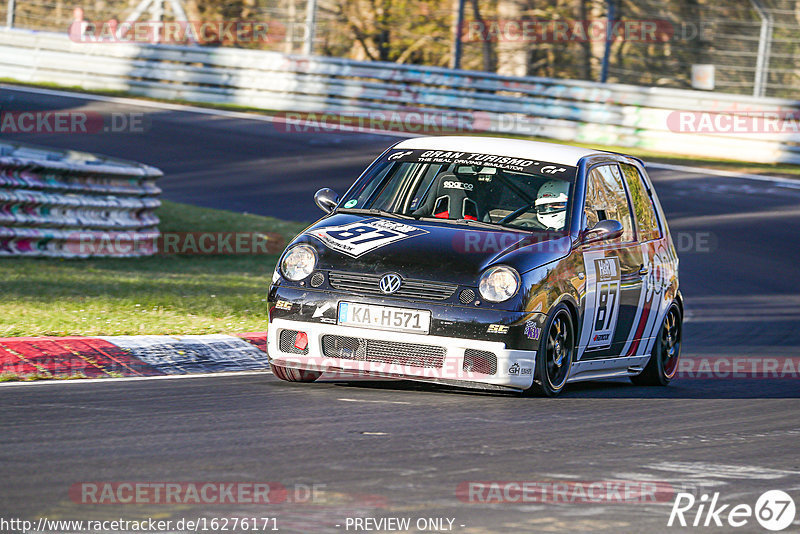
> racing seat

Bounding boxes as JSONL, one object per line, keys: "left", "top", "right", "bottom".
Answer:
{"left": 412, "top": 171, "right": 483, "bottom": 220}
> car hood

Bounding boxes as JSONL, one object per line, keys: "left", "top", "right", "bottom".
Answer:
{"left": 293, "top": 213, "right": 572, "bottom": 285}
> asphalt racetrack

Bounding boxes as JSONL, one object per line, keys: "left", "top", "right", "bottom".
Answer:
{"left": 1, "top": 86, "right": 799, "bottom": 533}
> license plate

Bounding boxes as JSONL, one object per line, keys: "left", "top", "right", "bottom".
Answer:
{"left": 338, "top": 302, "right": 431, "bottom": 334}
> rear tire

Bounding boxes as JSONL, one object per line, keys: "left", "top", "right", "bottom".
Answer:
{"left": 630, "top": 303, "right": 682, "bottom": 386}
{"left": 270, "top": 363, "right": 321, "bottom": 383}
{"left": 527, "top": 303, "right": 574, "bottom": 397}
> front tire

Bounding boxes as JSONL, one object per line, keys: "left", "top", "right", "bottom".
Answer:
{"left": 528, "top": 303, "right": 574, "bottom": 397}
{"left": 270, "top": 363, "right": 321, "bottom": 383}
{"left": 630, "top": 303, "right": 682, "bottom": 386}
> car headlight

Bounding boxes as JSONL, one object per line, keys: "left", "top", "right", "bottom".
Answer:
{"left": 280, "top": 244, "right": 317, "bottom": 281}
{"left": 478, "top": 265, "right": 520, "bottom": 303}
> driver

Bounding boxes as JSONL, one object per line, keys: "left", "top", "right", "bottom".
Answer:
{"left": 535, "top": 180, "right": 569, "bottom": 230}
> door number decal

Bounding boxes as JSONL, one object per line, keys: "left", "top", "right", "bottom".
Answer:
{"left": 587, "top": 257, "right": 621, "bottom": 350}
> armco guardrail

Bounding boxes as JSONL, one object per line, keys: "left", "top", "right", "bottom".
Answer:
{"left": 1, "top": 28, "right": 798, "bottom": 164}
{"left": 0, "top": 142, "right": 162, "bottom": 257}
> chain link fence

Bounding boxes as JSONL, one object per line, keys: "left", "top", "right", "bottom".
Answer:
{"left": 2, "top": 0, "right": 798, "bottom": 99}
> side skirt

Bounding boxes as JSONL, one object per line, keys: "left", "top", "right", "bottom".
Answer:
{"left": 568, "top": 355, "right": 651, "bottom": 383}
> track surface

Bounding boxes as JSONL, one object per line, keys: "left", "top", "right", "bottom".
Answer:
{"left": 2, "top": 86, "right": 800, "bottom": 533}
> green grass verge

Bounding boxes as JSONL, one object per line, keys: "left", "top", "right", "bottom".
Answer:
{"left": 0, "top": 201, "right": 307, "bottom": 337}
{"left": 3, "top": 79, "right": 798, "bottom": 178}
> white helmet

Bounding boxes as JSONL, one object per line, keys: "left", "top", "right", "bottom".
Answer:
{"left": 535, "top": 180, "right": 569, "bottom": 229}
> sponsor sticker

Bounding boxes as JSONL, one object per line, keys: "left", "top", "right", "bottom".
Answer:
{"left": 309, "top": 218, "right": 428, "bottom": 258}
{"left": 487, "top": 324, "right": 509, "bottom": 334}
{"left": 524, "top": 321, "right": 541, "bottom": 340}
{"left": 508, "top": 362, "right": 521, "bottom": 375}
{"left": 275, "top": 300, "right": 292, "bottom": 311}
{"left": 387, "top": 150, "right": 414, "bottom": 161}
{"left": 540, "top": 165, "right": 567, "bottom": 175}
{"left": 312, "top": 303, "right": 333, "bottom": 318}
{"left": 383, "top": 149, "right": 577, "bottom": 178}
{"left": 443, "top": 181, "right": 474, "bottom": 191}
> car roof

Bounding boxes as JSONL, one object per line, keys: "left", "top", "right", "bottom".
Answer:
{"left": 393, "top": 136, "right": 612, "bottom": 167}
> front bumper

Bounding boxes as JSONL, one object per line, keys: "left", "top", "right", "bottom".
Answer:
{"left": 268, "top": 317, "right": 537, "bottom": 391}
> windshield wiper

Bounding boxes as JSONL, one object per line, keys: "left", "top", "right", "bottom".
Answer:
{"left": 416, "top": 217, "right": 515, "bottom": 231}
{"left": 336, "top": 207, "right": 415, "bottom": 220}
{"left": 421, "top": 216, "right": 553, "bottom": 233}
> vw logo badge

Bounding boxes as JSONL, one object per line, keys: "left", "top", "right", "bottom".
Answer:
{"left": 379, "top": 273, "right": 402, "bottom": 294}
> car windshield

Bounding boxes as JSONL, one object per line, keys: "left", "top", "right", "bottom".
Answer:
{"left": 339, "top": 148, "right": 577, "bottom": 232}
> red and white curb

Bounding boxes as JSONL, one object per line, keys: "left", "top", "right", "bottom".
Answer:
{"left": 0, "top": 333, "right": 268, "bottom": 379}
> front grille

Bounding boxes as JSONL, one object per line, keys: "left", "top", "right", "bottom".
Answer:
{"left": 279, "top": 329, "right": 308, "bottom": 355}
{"left": 463, "top": 349, "right": 497, "bottom": 375}
{"left": 459, "top": 288, "right": 476, "bottom": 304}
{"left": 321, "top": 335, "right": 445, "bottom": 369}
{"left": 328, "top": 271, "right": 457, "bottom": 301}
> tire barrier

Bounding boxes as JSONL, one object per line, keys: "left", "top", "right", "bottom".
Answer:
{"left": 0, "top": 29, "right": 798, "bottom": 163}
{"left": 0, "top": 141, "right": 162, "bottom": 257}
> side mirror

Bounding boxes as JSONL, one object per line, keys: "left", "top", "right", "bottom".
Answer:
{"left": 314, "top": 188, "right": 339, "bottom": 214}
{"left": 581, "top": 219, "right": 623, "bottom": 245}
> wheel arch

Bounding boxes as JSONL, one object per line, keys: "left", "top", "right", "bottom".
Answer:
{"left": 673, "top": 290, "right": 684, "bottom": 317}
{"left": 551, "top": 294, "right": 580, "bottom": 349}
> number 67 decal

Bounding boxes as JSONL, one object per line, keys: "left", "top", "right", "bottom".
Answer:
{"left": 327, "top": 226, "right": 397, "bottom": 245}
{"left": 587, "top": 256, "right": 621, "bottom": 350}
{"left": 310, "top": 218, "right": 428, "bottom": 258}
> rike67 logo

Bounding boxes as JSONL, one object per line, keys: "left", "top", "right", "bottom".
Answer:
{"left": 668, "top": 490, "right": 796, "bottom": 531}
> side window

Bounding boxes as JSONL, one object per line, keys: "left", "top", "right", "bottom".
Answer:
{"left": 585, "top": 164, "right": 635, "bottom": 243}
{"left": 584, "top": 173, "right": 600, "bottom": 230}
{"left": 620, "top": 163, "right": 662, "bottom": 242}
{"left": 370, "top": 163, "right": 417, "bottom": 211}
{"left": 349, "top": 162, "right": 393, "bottom": 207}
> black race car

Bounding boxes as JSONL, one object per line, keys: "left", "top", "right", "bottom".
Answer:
{"left": 267, "top": 136, "right": 682, "bottom": 396}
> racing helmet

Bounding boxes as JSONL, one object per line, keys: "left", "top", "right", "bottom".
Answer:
{"left": 535, "top": 180, "right": 569, "bottom": 229}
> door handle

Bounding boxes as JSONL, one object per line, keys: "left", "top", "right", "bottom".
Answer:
{"left": 638, "top": 265, "right": 649, "bottom": 276}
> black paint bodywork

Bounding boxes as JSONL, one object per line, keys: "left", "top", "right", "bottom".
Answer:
{"left": 268, "top": 145, "right": 680, "bottom": 359}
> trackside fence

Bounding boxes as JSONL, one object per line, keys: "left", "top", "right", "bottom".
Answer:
{"left": 0, "top": 28, "right": 799, "bottom": 164}
{"left": 0, "top": 141, "right": 162, "bottom": 257}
